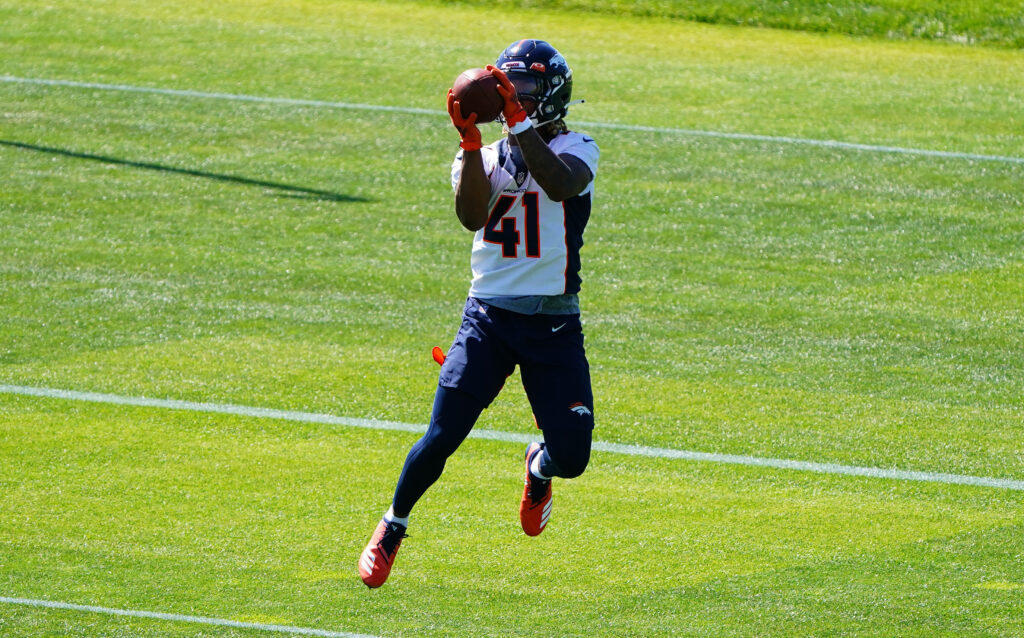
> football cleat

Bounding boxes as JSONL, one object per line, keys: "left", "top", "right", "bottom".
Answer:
{"left": 519, "top": 442, "right": 553, "bottom": 536}
{"left": 358, "top": 519, "right": 408, "bottom": 588}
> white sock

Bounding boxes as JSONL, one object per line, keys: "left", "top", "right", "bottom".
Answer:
{"left": 530, "top": 450, "right": 551, "bottom": 480}
{"left": 383, "top": 506, "right": 409, "bottom": 528}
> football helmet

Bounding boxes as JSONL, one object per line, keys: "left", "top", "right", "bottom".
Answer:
{"left": 495, "top": 39, "right": 574, "bottom": 125}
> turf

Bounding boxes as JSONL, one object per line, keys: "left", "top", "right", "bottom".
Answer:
{"left": 2, "top": 0, "right": 1023, "bottom": 636}
{"left": 413, "top": 0, "right": 1024, "bottom": 48}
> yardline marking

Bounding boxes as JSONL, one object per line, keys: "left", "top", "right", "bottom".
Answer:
{"left": 3, "top": 75, "right": 1023, "bottom": 166}
{"left": 3, "top": 383, "right": 1024, "bottom": 492}
{"left": 0, "top": 597, "right": 382, "bottom": 638}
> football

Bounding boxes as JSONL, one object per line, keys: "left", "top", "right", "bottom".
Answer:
{"left": 451, "top": 68, "right": 504, "bottom": 123}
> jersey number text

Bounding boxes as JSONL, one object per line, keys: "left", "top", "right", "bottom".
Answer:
{"left": 483, "top": 192, "right": 540, "bottom": 259}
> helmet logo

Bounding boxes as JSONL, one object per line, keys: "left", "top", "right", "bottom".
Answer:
{"left": 530, "top": 62, "right": 546, "bottom": 72}
{"left": 501, "top": 61, "right": 526, "bottom": 70}
{"left": 549, "top": 52, "right": 568, "bottom": 72}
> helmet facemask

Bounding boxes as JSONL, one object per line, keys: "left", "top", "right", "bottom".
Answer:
{"left": 505, "top": 70, "right": 573, "bottom": 126}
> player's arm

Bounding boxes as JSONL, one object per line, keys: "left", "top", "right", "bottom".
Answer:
{"left": 454, "top": 150, "right": 491, "bottom": 231}
{"left": 512, "top": 130, "right": 592, "bottom": 202}
{"left": 488, "top": 65, "right": 592, "bottom": 202}
{"left": 447, "top": 90, "right": 492, "bottom": 231}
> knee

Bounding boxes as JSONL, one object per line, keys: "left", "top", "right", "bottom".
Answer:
{"left": 413, "top": 425, "right": 462, "bottom": 461}
{"left": 544, "top": 445, "right": 590, "bottom": 479}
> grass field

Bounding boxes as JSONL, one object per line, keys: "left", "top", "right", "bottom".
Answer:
{"left": 2, "top": 0, "right": 1023, "bottom": 636}
{"left": 405, "top": 0, "right": 1024, "bottom": 48}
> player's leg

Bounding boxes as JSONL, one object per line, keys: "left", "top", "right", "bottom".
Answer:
{"left": 517, "top": 315, "right": 594, "bottom": 536}
{"left": 390, "top": 385, "right": 485, "bottom": 517}
{"left": 390, "top": 298, "right": 517, "bottom": 517}
{"left": 358, "top": 385, "right": 484, "bottom": 588}
{"left": 532, "top": 403, "right": 594, "bottom": 478}
{"left": 359, "top": 297, "right": 514, "bottom": 587}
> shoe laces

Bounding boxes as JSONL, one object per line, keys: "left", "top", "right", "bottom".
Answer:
{"left": 526, "top": 473, "right": 551, "bottom": 505}
{"left": 380, "top": 522, "right": 408, "bottom": 556}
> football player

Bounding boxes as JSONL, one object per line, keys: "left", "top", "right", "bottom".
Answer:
{"left": 360, "top": 39, "right": 599, "bottom": 588}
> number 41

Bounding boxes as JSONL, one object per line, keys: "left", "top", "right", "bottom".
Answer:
{"left": 483, "top": 192, "right": 541, "bottom": 259}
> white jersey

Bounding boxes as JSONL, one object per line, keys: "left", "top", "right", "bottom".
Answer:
{"left": 451, "top": 131, "right": 599, "bottom": 297}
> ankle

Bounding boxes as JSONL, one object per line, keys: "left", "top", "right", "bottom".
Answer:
{"left": 384, "top": 506, "right": 410, "bottom": 528}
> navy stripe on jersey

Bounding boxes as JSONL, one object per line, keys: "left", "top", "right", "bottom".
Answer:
{"left": 563, "top": 192, "right": 591, "bottom": 294}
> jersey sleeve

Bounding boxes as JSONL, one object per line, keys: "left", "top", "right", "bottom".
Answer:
{"left": 451, "top": 145, "right": 516, "bottom": 209}
{"left": 557, "top": 133, "right": 599, "bottom": 194}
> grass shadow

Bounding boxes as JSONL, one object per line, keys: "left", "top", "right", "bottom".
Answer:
{"left": 1, "top": 139, "right": 368, "bottom": 203}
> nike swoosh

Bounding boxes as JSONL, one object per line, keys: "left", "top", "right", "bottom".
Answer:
{"left": 552, "top": 323, "right": 567, "bottom": 332}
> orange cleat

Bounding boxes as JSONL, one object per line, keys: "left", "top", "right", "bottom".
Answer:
{"left": 519, "top": 442, "right": 552, "bottom": 536}
{"left": 358, "top": 519, "right": 408, "bottom": 588}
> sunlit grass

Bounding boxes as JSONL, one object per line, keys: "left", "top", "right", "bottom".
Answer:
{"left": 1, "top": 0, "right": 1022, "bottom": 635}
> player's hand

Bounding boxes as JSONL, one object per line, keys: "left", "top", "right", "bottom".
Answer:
{"left": 447, "top": 89, "right": 482, "bottom": 151}
{"left": 486, "top": 65, "right": 529, "bottom": 130}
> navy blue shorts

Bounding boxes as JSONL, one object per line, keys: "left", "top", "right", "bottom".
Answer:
{"left": 438, "top": 297, "right": 594, "bottom": 431}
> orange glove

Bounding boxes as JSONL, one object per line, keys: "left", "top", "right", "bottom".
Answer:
{"left": 447, "top": 89, "right": 482, "bottom": 151}
{"left": 486, "top": 65, "right": 531, "bottom": 133}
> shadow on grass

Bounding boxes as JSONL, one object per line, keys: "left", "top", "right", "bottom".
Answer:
{"left": 1, "top": 139, "right": 368, "bottom": 203}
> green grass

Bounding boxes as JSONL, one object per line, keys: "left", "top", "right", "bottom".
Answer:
{"left": 416, "top": 0, "right": 1024, "bottom": 48}
{"left": 2, "top": 0, "right": 1024, "bottom": 635}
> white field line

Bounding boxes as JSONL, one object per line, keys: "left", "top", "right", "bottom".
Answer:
{"left": 2, "top": 383, "right": 1023, "bottom": 492}
{"left": 0, "top": 597, "right": 382, "bottom": 638}
{"left": 3, "top": 75, "right": 1023, "bottom": 166}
